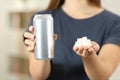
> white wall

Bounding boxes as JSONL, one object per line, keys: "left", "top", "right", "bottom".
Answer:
{"left": 102, "top": 0, "right": 120, "bottom": 79}
{"left": 0, "top": 0, "right": 50, "bottom": 80}
{"left": 102, "top": 0, "right": 120, "bottom": 15}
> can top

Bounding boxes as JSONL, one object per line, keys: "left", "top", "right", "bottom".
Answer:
{"left": 33, "top": 14, "right": 53, "bottom": 20}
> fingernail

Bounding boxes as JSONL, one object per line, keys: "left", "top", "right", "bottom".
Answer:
{"left": 29, "top": 26, "right": 33, "bottom": 31}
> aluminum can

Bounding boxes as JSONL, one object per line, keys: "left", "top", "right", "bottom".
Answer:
{"left": 33, "top": 14, "right": 54, "bottom": 60}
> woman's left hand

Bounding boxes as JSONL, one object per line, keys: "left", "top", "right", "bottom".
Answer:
{"left": 73, "top": 41, "right": 100, "bottom": 57}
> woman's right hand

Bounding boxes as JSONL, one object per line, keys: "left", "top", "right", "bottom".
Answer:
{"left": 24, "top": 26, "right": 35, "bottom": 52}
{"left": 24, "top": 26, "right": 58, "bottom": 52}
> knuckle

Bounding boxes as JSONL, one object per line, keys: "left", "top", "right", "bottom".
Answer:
{"left": 31, "top": 41, "right": 35, "bottom": 47}
{"left": 32, "top": 34, "right": 35, "bottom": 39}
{"left": 25, "top": 39, "right": 32, "bottom": 46}
{"left": 27, "top": 46, "right": 33, "bottom": 51}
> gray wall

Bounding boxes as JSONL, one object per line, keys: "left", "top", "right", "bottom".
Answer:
{"left": 102, "top": 0, "right": 120, "bottom": 79}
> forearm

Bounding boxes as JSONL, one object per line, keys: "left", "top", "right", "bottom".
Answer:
{"left": 82, "top": 54, "right": 112, "bottom": 80}
{"left": 29, "top": 52, "right": 51, "bottom": 80}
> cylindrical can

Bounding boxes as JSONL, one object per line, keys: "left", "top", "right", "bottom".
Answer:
{"left": 33, "top": 14, "right": 54, "bottom": 60}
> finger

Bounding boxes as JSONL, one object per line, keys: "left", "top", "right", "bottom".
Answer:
{"left": 24, "top": 32, "right": 35, "bottom": 40}
{"left": 77, "top": 46, "right": 84, "bottom": 54}
{"left": 25, "top": 39, "right": 35, "bottom": 47}
{"left": 73, "top": 46, "right": 79, "bottom": 52}
{"left": 53, "top": 34, "right": 58, "bottom": 40}
{"left": 95, "top": 44, "right": 100, "bottom": 51}
{"left": 91, "top": 41, "right": 100, "bottom": 52}
{"left": 29, "top": 26, "right": 34, "bottom": 33}
{"left": 83, "top": 45, "right": 88, "bottom": 50}
{"left": 88, "top": 48, "right": 96, "bottom": 54}
{"left": 82, "top": 49, "right": 89, "bottom": 57}
{"left": 27, "top": 45, "right": 34, "bottom": 52}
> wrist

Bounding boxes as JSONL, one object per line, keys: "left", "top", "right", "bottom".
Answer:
{"left": 81, "top": 53, "right": 97, "bottom": 61}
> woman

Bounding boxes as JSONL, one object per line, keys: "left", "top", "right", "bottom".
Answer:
{"left": 24, "top": 0, "right": 120, "bottom": 80}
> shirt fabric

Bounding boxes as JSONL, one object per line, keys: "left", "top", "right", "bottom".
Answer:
{"left": 28, "top": 7, "right": 120, "bottom": 80}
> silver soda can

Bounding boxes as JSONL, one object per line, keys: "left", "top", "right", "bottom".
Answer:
{"left": 33, "top": 14, "right": 54, "bottom": 60}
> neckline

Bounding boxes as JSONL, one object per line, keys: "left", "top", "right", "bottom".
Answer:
{"left": 58, "top": 7, "right": 106, "bottom": 21}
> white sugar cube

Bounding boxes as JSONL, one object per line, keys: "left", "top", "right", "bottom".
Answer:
{"left": 82, "top": 37, "right": 88, "bottom": 40}
{"left": 75, "top": 41, "right": 82, "bottom": 47}
{"left": 87, "top": 39, "right": 92, "bottom": 47}
{"left": 75, "top": 37, "right": 92, "bottom": 48}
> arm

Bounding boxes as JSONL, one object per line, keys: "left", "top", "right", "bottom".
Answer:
{"left": 29, "top": 52, "right": 51, "bottom": 80}
{"left": 83, "top": 44, "right": 120, "bottom": 80}
{"left": 24, "top": 26, "right": 51, "bottom": 80}
{"left": 73, "top": 43, "right": 120, "bottom": 80}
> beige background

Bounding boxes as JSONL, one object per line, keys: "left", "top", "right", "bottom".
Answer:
{"left": 0, "top": 0, "right": 120, "bottom": 80}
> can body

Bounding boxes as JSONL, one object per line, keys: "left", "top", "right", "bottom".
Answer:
{"left": 33, "top": 14, "right": 54, "bottom": 60}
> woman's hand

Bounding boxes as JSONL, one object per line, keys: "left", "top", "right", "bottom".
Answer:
{"left": 73, "top": 41, "right": 100, "bottom": 57}
{"left": 24, "top": 26, "right": 35, "bottom": 52}
{"left": 24, "top": 26, "right": 57, "bottom": 52}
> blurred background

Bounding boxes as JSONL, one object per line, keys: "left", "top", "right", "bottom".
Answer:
{"left": 0, "top": 0, "right": 120, "bottom": 80}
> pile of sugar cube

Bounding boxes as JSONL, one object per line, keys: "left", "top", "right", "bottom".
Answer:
{"left": 74, "top": 37, "right": 92, "bottom": 48}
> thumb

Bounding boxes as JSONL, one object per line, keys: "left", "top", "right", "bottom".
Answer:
{"left": 29, "top": 26, "right": 34, "bottom": 33}
{"left": 53, "top": 34, "right": 58, "bottom": 40}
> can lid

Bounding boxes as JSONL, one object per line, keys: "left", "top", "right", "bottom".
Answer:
{"left": 33, "top": 14, "right": 52, "bottom": 20}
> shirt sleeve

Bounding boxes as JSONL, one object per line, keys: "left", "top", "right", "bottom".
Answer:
{"left": 103, "top": 18, "right": 120, "bottom": 46}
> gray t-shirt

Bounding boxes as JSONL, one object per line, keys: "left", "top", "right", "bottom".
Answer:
{"left": 28, "top": 7, "right": 120, "bottom": 80}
